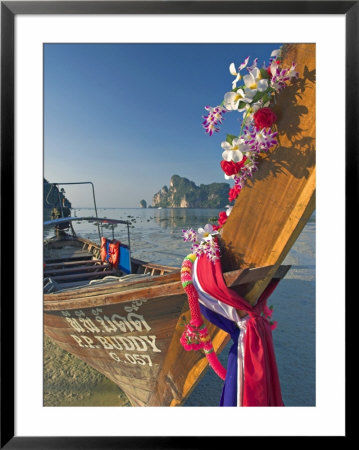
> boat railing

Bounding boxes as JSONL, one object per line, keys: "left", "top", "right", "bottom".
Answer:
{"left": 45, "top": 181, "right": 101, "bottom": 241}
{"left": 44, "top": 216, "right": 132, "bottom": 250}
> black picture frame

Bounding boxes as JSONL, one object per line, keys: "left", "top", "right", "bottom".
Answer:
{"left": 1, "top": 1, "right": 353, "bottom": 447}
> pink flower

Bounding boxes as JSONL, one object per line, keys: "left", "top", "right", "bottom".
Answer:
{"left": 270, "top": 321, "right": 278, "bottom": 331}
{"left": 263, "top": 304, "right": 273, "bottom": 318}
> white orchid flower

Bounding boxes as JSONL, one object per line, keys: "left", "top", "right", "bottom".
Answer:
{"left": 229, "top": 63, "right": 241, "bottom": 89}
{"left": 240, "top": 101, "right": 263, "bottom": 124}
{"left": 271, "top": 49, "right": 282, "bottom": 59}
{"left": 229, "top": 56, "right": 249, "bottom": 89}
{"left": 223, "top": 88, "right": 256, "bottom": 111}
{"left": 287, "top": 62, "right": 298, "bottom": 78}
{"left": 247, "top": 58, "right": 258, "bottom": 72}
{"left": 243, "top": 67, "right": 268, "bottom": 93}
{"left": 269, "top": 60, "right": 280, "bottom": 78}
{"left": 221, "top": 138, "right": 249, "bottom": 162}
{"left": 197, "top": 224, "right": 218, "bottom": 242}
{"left": 238, "top": 56, "right": 250, "bottom": 71}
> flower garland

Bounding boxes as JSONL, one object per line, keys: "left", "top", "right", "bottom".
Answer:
{"left": 180, "top": 254, "right": 227, "bottom": 380}
{"left": 183, "top": 47, "right": 298, "bottom": 260}
{"left": 180, "top": 47, "right": 296, "bottom": 373}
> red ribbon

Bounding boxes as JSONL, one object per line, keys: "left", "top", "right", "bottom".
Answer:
{"left": 196, "top": 256, "right": 284, "bottom": 406}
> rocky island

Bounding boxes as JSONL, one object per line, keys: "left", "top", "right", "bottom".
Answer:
{"left": 43, "top": 178, "right": 72, "bottom": 220}
{"left": 152, "top": 175, "right": 230, "bottom": 208}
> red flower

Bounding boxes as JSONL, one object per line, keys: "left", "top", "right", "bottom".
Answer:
{"left": 228, "top": 184, "right": 241, "bottom": 202}
{"left": 220, "top": 160, "right": 239, "bottom": 176}
{"left": 218, "top": 211, "right": 228, "bottom": 228}
{"left": 220, "top": 157, "right": 247, "bottom": 176}
{"left": 253, "top": 107, "right": 277, "bottom": 130}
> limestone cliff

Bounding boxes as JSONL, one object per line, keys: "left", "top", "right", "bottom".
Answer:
{"left": 152, "top": 175, "right": 229, "bottom": 208}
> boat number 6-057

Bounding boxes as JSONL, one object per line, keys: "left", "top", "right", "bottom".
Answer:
{"left": 109, "top": 352, "right": 153, "bottom": 366}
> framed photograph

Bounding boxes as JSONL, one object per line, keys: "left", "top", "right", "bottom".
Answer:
{"left": 1, "top": 1, "right": 352, "bottom": 447}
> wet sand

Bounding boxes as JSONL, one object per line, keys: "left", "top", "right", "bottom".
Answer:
{"left": 43, "top": 336, "right": 130, "bottom": 407}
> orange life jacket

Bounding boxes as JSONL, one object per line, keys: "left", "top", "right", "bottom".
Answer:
{"left": 108, "top": 239, "right": 120, "bottom": 267}
{"left": 100, "top": 237, "right": 108, "bottom": 262}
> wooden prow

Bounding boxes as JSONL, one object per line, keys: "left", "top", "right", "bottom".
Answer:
{"left": 220, "top": 43, "right": 316, "bottom": 305}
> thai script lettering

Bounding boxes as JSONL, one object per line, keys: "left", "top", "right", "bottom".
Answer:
{"left": 63, "top": 300, "right": 160, "bottom": 368}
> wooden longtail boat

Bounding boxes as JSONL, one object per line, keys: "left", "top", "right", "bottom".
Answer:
{"left": 43, "top": 43, "right": 315, "bottom": 407}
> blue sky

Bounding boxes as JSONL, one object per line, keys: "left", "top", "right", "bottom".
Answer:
{"left": 44, "top": 43, "right": 281, "bottom": 207}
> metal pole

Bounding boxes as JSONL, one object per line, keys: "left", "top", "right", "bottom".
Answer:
{"left": 89, "top": 182, "right": 102, "bottom": 242}
{"left": 56, "top": 184, "right": 64, "bottom": 218}
{"left": 50, "top": 182, "right": 102, "bottom": 242}
{"left": 127, "top": 223, "right": 131, "bottom": 251}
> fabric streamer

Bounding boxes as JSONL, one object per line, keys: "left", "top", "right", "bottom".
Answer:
{"left": 180, "top": 253, "right": 284, "bottom": 407}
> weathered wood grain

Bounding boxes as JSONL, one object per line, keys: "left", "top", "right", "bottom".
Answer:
{"left": 220, "top": 43, "right": 316, "bottom": 305}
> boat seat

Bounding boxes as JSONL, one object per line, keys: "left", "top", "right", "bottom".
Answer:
{"left": 45, "top": 254, "right": 93, "bottom": 264}
{"left": 52, "top": 272, "right": 152, "bottom": 293}
{"left": 44, "top": 259, "right": 102, "bottom": 269}
{"left": 44, "top": 262, "right": 110, "bottom": 276}
{"left": 49, "top": 268, "right": 118, "bottom": 283}
{"left": 44, "top": 249, "right": 94, "bottom": 264}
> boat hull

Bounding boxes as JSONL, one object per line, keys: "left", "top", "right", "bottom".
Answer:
{"left": 44, "top": 290, "right": 228, "bottom": 406}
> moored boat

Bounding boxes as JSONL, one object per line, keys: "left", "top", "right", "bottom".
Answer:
{"left": 43, "top": 213, "right": 291, "bottom": 406}
{"left": 43, "top": 43, "right": 315, "bottom": 407}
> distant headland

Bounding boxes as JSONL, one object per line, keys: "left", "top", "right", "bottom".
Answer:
{"left": 149, "top": 175, "right": 230, "bottom": 209}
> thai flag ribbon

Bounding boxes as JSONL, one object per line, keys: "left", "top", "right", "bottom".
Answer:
{"left": 193, "top": 256, "right": 284, "bottom": 407}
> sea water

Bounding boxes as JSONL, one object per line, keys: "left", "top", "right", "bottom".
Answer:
{"left": 45, "top": 207, "right": 315, "bottom": 407}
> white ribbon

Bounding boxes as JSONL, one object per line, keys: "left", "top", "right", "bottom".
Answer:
{"left": 192, "top": 259, "right": 248, "bottom": 406}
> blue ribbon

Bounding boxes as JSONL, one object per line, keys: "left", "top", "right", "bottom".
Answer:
{"left": 199, "top": 304, "right": 240, "bottom": 406}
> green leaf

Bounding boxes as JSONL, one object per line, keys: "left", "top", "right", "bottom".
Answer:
{"left": 231, "top": 85, "right": 245, "bottom": 92}
{"left": 226, "top": 134, "right": 238, "bottom": 145}
{"left": 237, "top": 101, "right": 246, "bottom": 110}
{"left": 261, "top": 94, "right": 271, "bottom": 104}
{"left": 251, "top": 91, "right": 263, "bottom": 103}
{"left": 260, "top": 68, "right": 270, "bottom": 79}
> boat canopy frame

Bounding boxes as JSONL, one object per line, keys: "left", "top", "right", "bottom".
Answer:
{"left": 44, "top": 182, "right": 131, "bottom": 249}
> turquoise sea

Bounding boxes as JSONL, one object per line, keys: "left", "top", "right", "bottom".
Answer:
{"left": 44, "top": 207, "right": 315, "bottom": 407}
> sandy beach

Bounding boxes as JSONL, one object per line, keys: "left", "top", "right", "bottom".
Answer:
{"left": 43, "top": 336, "right": 130, "bottom": 407}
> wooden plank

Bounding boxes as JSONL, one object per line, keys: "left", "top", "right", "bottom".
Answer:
{"left": 223, "top": 264, "right": 291, "bottom": 286}
{"left": 140, "top": 262, "right": 179, "bottom": 272}
{"left": 44, "top": 271, "right": 181, "bottom": 302}
{"left": 44, "top": 281, "right": 185, "bottom": 310}
{"left": 50, "top": 269, "right": 117, "bottom": 283}
{"left": 44, "top": 263, "right": 110, "bottom": 276}
{"left": 220, "top": 43, "right": 315, "bottom": 305}
{"left": 45, "top": 250, "right": 93, "bottom": 263}
{"left": 44, "top": 259, "right": 102, "bottom": 268}
{"left": 44, "top": 264, "right": 290, "bottom": 310}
